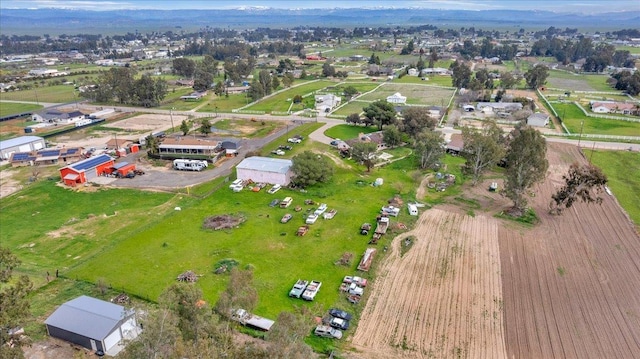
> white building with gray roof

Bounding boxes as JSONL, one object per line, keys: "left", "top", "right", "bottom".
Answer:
{"left": 236, "top": 156, "right": 293, "bottom": 185}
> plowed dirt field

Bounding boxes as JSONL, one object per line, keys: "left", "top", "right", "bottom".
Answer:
{"left": 349, "top": 142, "right": 640, "bottom": 359}
{"left": 500, "top": 143, "right": 640, "bottom": 359}
{"left": 350, "top": 209, "right": 507, "bottom": 359}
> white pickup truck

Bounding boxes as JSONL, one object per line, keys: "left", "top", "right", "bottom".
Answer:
{"left": 302, "top": 280, "right": 322, "bottom": 301}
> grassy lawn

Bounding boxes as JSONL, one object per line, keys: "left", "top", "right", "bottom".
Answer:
{"left": 552, "top": 102, "right": 640, "bottom": 136}
{"left": 324, "top": 124, "right": 378, "bottom": 140}
{"left": 332, "top": 100, "right": 370, "bottom": 117}
{"left": 358, "top": 83, "right": 455, "bottom": 106}
{"left": 547, "top": 70, "right": 615, "bottom": 92}
{"left": 0, "top": 102, "right": 43, "bottom": 117}
{"left": 393, "top": 75, "right": 454, "bottom": 87}
{"left": 0, "top": 85, "right": 77, "bottom": 103}
{"left": 246, "top": 80, "right": 336, "bottom": 113}
{"left": 0, "top": 183, "right": 179, "bottom": 289}
{"left": 589, "top": 150, "right": 640, "bottom": 230}
{"left": 198, "top": 93, "right": 253, "bottom": 113}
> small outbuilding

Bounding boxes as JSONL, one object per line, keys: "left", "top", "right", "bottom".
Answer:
{"left": 0, "top": 136, "right": 46, "bottom": 160}
{"left": 59, "top": 154, "right": 115, "bottom": 186}
{"left": 44, "top": 295, "right": 138, "bottom": 356}
{"left": 386, "top": 92, "right": 407, "bottom": 104}
{"left": 236, "top": 156, "right": 293, "bottom": 185}
{"left": 527, "top": 113, "right": 550, "bottom": 127}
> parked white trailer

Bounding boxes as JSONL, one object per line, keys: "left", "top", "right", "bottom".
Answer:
{"left": 173, "top": 159, "right": 208, "bottom": 171}
{"left": 231, "top": 309, "right": 275, "bottom": 331}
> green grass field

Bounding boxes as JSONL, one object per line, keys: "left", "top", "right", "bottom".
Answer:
{"left": 198, "top": 93, "right": 253, "bottom": 113}
{"left": 590, "top": 150, "right": 640, "bottom": 229}
{"left": 393, "top": 75, "right": 454, "bottom": 87}
{"left": 0, "top": 102, "right": 43, "bottom": 117}
{"left": 552, "top": 102, "right": 640, "bottom": 136}
{"left": 246, "top": 81, "right": 336, "bottom": 113}
{"left": 331, "top": 100, "right": 370, "bottom": 117}
{"left": 358, "top": 83, "right": 455, "bottom": 106}
{"left": 324, "top": 124, "right": 378, "bottom": 140}
{"left": 0, "top": 85, "right": 77, "bottom": 103}
{"left": 547, "top": 70, "right": 614, "bottom": 92}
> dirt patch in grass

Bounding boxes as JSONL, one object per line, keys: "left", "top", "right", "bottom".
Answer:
{"left": 203, "top": 214, "right": 246, "bottom": 230}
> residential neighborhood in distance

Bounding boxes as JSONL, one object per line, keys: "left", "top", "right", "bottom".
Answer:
{"left": 1, "top": 1, "right": 639, "bottom": 358}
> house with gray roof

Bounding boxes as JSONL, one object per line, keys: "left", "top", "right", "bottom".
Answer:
{"left": 527, "top": 113, "right": 550, "bottom": 127}
{"left": 44, "top": 295, "right": 138, "bottom": 356}
{"left": 236, "top": 156, "right": 293, "bottom": 185}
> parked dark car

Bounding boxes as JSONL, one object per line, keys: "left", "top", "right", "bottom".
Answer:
{"left": 329, "top": 317, "right": 350, "bottom": 330}
{"left": 329, "top": 308, "right": 352, "bottom": 321}
{"left": 268, "top": 199, "right": 280, "bottom": 207}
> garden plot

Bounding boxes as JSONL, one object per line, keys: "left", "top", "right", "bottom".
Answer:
{"left": 351, "top": 209, "right": 506, "bottom": 359}
{"left": 357, "top": 83, "right": 455, "bottom": 106}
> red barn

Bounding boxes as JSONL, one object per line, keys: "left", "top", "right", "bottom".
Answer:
{"left": 113, "top": 162, "right": 135, "bottom": 177}
{"left": 60, "top": 154, "right": 114, "bottom": 186}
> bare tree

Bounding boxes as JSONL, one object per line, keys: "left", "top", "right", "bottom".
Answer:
{"left": 266, "top": 307, "right": 315, "bottom": 358}
{"left": 214, "top": 268, "right": 258, "bottom": 319}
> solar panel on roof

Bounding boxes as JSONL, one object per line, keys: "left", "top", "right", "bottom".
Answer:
{"left": 70, "top": 154, "right": 113, "bottom": 171}
{"left": 38, "top": 150, "right": 60, "bottom": 157}
{"left": 65, "top": 148, "right": 78, "bottom": 154}
{"left": 12, "top": 153, "right": 32, "bottom": 161}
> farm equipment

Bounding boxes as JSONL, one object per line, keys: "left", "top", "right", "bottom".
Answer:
{"left": 360, "top": 223, "right": 372, "bottom": 235}
{"left": 296, "top": 225, "right": 309, "bottom": 236}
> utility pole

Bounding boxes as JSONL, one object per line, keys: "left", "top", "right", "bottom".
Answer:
{"left": 577, "top": 120, "right": 584, "bottom": 148}
{"left": 169, "top": 108, "right": 175, "bottom": 134}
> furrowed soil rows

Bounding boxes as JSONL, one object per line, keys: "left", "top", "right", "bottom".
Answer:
{"left": 350, "top": 209, "right": 506, "bottom": 359}
{"left": 500, "top": 142, "right": 640, "bottom": 359}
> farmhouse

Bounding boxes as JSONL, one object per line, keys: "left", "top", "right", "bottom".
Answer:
{"left": 45, "top": 296, "right": 138, "bottom": 356}
{"left": 59, "top": 154, "right": 115, "bottom": 186}
{"left": 158, "top": 137, "right": 220, "bottom": 157}
{"left": 32, "top": 109, "right": 85, "bottom": 124}
{"left": 180, "top": 91, "right": 207, "bottom": 101}
{"left": 315, "top": 94, "right": 341, "bottom": 113}
{"left": 476, "top": 102, "right": 523, "bottom": 112}
{"left": 590, "top": 101, "right": 637, "bottom": 115}
{"left": 386, "top": 92, "right": 407, "bottom": 104}
{"left": 236, "top": 156, "right": 293, "bottom": 185}
{"left": 0, "top": 135, "right": 46, "bottom": 159}
{"left": 421, "top": 67, "right": 450, "bottom": 75}
{"left": 527, "top": 113, "right": 550, "bottom": 127}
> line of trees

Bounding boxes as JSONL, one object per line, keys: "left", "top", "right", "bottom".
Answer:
{"left": 86, "top": 67, "right": 168, "bottom": 107}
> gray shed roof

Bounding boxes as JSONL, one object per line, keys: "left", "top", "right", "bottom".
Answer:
{"left": 237, "top": 156, "right": 292, "bottom": 174}
{"left": 0, "top": 136, "right": 44, "bottom": 150}
{"left": 45, "top": 295, "right": 132, "bottom": 340}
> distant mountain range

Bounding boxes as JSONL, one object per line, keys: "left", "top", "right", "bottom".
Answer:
{"left": 1, "top": 8, "right": 639, "bottom": 35}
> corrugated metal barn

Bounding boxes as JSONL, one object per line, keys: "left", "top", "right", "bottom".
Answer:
{"left": 0, "top": 136, "right": 46, "bottom": 159}
{"left": 59, "top": 154, "right": 114, "bottom": 186}
{"left": 236, "top": 156, "right": 293, "bottom": 185}
{"left": 45, "top": 296, "right": 138, "bottom": 355}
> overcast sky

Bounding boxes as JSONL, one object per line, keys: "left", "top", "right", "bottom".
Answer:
{"left": 2, "top": 0, "right": 639, "bottom": 13}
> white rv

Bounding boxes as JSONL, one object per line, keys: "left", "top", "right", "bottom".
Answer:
{"left": 173, "top": 159, "right": 208, "bottom": 171}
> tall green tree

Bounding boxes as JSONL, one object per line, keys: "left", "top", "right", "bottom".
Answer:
{"left": 351, "top": 142, "right": 379, "bottom": 172}
{"left": 363, "top": 100, "right": 397, "bottom": 131}
{"left": 499, "top": 71, "right": 520, "bottom": 89}
{"left": 290, "top": 151, "right": 334, "bottom": 187}
{"left": 524, "top": 64, "right": 549, "bottom": 89}
{"left": 0, "top": 247, "right": 33, "bottom": 359}
{"left": 383, "top": 125, "right": 402, "bottom": 148}
{"left": 214, "top": 268, "right": 259, "bottom": 320}
{"left": 346, "top": 113, "right": 362, "bottom": 125}
{"left": 173, "top": 58, "right": 197, "bottom": 77}
{"left": 265, "top": 309, "right": 314, "bottom": 358}
{"left": 400, "top": 107, "right": 437, "bottom": 138}
{"left": 282, "top": 72, "right": 294, "bottom": 87}
{"left": 133, "top": 74, "right": 168, "bottom": 107}
{"left": 461, "top": 121, "right": 505, "bottom": 185}
{"left": 193, "top": 69, "right": 213, "bottom": 92}
{"left": 414, "top": 130, "right": 445, "bottom": 170}
{"left": 199, "top": 119, "right": 212, "bottom": 135}
{"left": 428, "top": 47, "right": 438, "bottom": 68}
{"left": 503, "top": 126, "right": 549, "bottom": 215}
{"left": 322, "top": 60, "right": 336, "bottom": 77}
{"left": 449, "top": 61, "right": 472, "bottom": 88}
{"left": 180, "top": 120, "right": 190, "bottom": 136}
